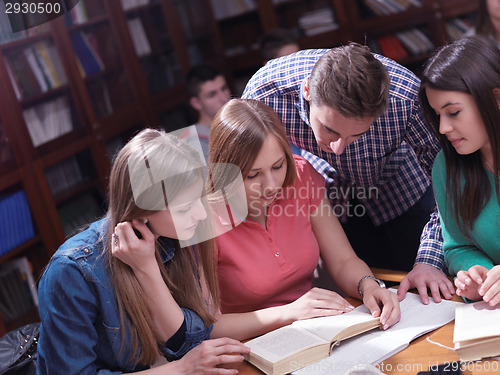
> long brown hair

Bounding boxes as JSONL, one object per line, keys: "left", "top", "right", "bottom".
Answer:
{"left": 208, "top": 98, "right": 297, "bottom": 190}
{"left": 419, "top": 36, "right": 500, "bottom": 237}
{"left": 107, "top": 128, "right": 219, "bottom": 365}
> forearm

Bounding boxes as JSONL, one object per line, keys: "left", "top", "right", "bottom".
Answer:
{"left": 211, "top": 305, "right": 292, "bottom": 341}
{"left": 134, "top": 267, "right": 184, "bottom": 341}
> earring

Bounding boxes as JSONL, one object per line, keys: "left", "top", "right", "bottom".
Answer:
{"left": 143, "top": 218, "right": 148, "bottom": 224}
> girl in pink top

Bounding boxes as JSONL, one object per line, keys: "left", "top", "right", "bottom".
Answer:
{"left": 208, "top": 99, "right": 400, "bottom": 340}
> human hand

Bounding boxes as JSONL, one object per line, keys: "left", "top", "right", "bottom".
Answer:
{"left": 454, "top": 266, "right": 486, "bottom": 301}
{"left": 478, "top": 265, "right": 500, "bottom": 306}
{"left": 173, "top": 338, "right": 250, "bottom": 375}
{"left": 285, "top": 287, "right": 354, "bottom": 322}
{"left": 362, "top": 286, "right": 400, "bottom": 330}
{"left": 111, "top": 219, "right": 156, "bottom": 274}
{"left": 397, "top": 263, "right": 455, "bottom": 304}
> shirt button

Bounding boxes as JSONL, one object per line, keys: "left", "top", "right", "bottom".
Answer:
{"left": 84, "top": 248, "right": 89, "bottom": 254}
{"left": 275, "top": 252, "right": 280, "bottom": 257}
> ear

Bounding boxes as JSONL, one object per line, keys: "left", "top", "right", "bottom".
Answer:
{"left": 494, "top": 88, "right": 500, "bottom": 109}
{"left": 190, "top": 96, "right": 202, "bottom": 111}
{"left": 302, "top": 79, "right": 311, "bottom": 102}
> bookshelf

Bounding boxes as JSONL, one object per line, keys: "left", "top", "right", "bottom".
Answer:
{"left": 211, "top": 0, "right": 479, "bottom": 92}
{"left": 0, "top": 0, "right": 224, "bottom": 336}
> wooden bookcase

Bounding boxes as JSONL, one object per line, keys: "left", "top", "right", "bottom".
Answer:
{"left": 0, "top": 0, "right": 224, "bottom": 336}
{"left": 213, "top": 0, "right": 479, "bottom": 92}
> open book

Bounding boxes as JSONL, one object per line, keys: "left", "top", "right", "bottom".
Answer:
{"left": 244, "top": 309, "right": 380, "bottom": 375}
{"left": 453, "top": 301, "right": 500, "bottom": 362}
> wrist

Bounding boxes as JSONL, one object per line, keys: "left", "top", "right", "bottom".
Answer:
{"left": 357, "top": 275, "right": 386, "bottom": 299}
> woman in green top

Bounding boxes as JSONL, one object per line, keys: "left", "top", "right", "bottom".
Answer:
{"left": 418, "top": 35, "right": 500, "bottom": 306}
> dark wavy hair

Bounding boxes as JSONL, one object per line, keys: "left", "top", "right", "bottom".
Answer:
{"left": 418, "top": 35, "right": 500, "bottom": 237}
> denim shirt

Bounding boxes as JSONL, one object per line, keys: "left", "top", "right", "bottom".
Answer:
{"left": 37, "top": 219, "right": 212, "bottom": 375}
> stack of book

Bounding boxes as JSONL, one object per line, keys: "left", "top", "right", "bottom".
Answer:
{"left": 23, "top": 96, "right": 73, "bottom": 147}
{"left": 446, "top": 17, "right": 474, "bottom": 41}
{"left": 0, "top": 190, "right": 35, "bottom": 257}
{"left": 453, "top": 301, "right": 500, "bottom": 362}
{"left": 370, "top": 27, "right": 434, "bottom": 61}
{"left": 209, "top": 0, "right": 256, "bottom": 20}
{"left": 298, "top": 8, "right": 339, "bottom": 37}
{"left": 120, "top": 0, "right": 150, "bottom": 11}
{"left": 362, "top": 0, "right": 423, "bottom": 17}
{"left": 0, "top": 257, "right": 38, "bottom": 325}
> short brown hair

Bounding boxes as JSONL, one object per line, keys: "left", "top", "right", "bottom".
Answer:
{"left": 209, "top": 99, "right": 296, "bottom": 191}
{"left": 308, "top": 43, "right": 390, "bottom": 118}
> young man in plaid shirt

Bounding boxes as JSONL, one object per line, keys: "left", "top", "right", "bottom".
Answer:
{"left": 242, "top": 42, "right": 455, "bottom": 304}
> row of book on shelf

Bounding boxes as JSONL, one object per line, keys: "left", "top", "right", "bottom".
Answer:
{"left": 5, "top": 40, "right": 67, "bottom": 100}
{"left": 368, "top": 27, "right": 434, "bottom": 61}
{"left": 0, "top": 190, "right": 35, "bottom": 257}
{"left": 0, "top": 256, "right": 38, "bottom": 325}
{"left": 361, "top": 0, "right": 423, "bottom": 17}
{"left": 58, "top": 191, "right": 104, "bottom": 236}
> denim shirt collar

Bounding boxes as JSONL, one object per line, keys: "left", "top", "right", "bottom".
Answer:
{"left": 158, "top": 236, "right": 176, "bottom": 263}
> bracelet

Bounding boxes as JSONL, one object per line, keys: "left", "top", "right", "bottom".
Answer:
{"left": 357, "top": 275, "right": 386, "bottom": 299}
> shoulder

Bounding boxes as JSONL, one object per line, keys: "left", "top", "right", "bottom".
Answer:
{"left": 374, "top": 53, "right": 420, "bottom": 100}
{"left": 44, "top": 219, "right": 107, "bottom": 281}
{"left": 291, "top": 155, "right": 325, "bottom": 191}
{"left": 242, "top": 49, "right": 326, "bottom": 99}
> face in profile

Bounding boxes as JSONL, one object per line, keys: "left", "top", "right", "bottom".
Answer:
{"left": 425, "top": 87, "right": 490, "bottom": 155}
{"left": 146, "top": 177, "right": 207, "bottom": 241}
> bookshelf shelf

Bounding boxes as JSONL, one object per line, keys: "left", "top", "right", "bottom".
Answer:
{"left": 0, "top": 0, "right": 226, "bottom": 334}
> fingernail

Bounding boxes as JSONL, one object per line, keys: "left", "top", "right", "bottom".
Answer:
{"left": 380, "top": 318, "right": 387, "bottom": 325}
{"left": 383, "top": 324, "right": 389, "bottom": 330}
{"left": 347, "top": 305, "right": 354, "bottom": 310}
{"left": 479, "top": 288, "right": 484, "bottom": 296}
{"left": 465, "top": 278, "right": 470, "bottom": 284}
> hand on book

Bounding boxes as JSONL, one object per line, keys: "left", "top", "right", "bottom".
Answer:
{"left": 175, "top": 337, "right": 250, "bottom": 375}
{"left": 285, "top": 287, "right": 355, "bottom": 321}
{"left": 398, "top": 263, "right": 455, "bottom": 304}
{"left": 361, "top": 283, "right": 400, "bottom": 330}
{"left": 456, "top": 265, "right": 500, "bottom": 306}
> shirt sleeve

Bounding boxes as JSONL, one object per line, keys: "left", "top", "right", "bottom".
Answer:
{"left": 404, "top": 88, "right": 444, "bottom": 269}
{"left": 431, "top": 152, "right": 495, "bottom": 276}
{"left": 37, "top": 256, "right": 128, "bottom": 375}
{"left": 159, "top": 308, "right": 212, "bottom": 361}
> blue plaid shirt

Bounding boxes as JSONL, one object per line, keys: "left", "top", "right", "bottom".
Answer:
{"left": 242, "top": 49, "right": 444, "bottom": 270}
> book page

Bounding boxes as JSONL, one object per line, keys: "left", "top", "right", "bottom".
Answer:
{"left": 454, "top": 301, "right": 500, "bottom": 343}
{"left": 245, "top": 325, "right": 327, "bottom": 363}
{"left": 293, "top": 290, "right": 460, "bottom": 375}
{"left": 291, "top": 309, "right": 379, "bottom": 342}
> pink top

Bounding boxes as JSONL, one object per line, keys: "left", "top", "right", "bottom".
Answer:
{"left": 216, "top": 156, "right": 325, "bottom": 313}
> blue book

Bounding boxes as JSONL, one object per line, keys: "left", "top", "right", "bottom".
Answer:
{"left": 70, "top": 31, "right": 104, "bottom": 76}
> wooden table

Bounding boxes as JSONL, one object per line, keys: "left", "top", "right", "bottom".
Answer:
{"left": 225, "top": 295, "right": 499, "bottom": 375}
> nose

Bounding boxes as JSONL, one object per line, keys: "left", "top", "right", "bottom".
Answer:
{"left": 330, "top": 137, "right": 348, "bottom": 155}
{"left": 262, "top": 172, "right": 280, "bottom": 195}
{"left": 439, "top": 118, "right": 452, "bottom": 135}
{"left": 192, "top": 199, "right": 207, "bottom": 221}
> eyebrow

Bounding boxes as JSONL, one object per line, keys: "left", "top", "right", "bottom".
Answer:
{"left": 250, "top": 156, "right": 285, "bottom": 172}
{"left": 323, "top": 124, "right": 369, "bottom": 138}
{"left": 441, "top": 102, "right": 460, "bottom": 109}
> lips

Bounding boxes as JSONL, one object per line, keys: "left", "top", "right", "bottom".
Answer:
{"left": 448, "top": 137, "right": 464, "bottom": 147}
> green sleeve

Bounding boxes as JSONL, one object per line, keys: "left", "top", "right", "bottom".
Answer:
{"left": 432, "top": 152, "right": 495, "bottom": 276}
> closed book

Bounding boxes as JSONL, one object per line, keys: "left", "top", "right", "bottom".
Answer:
{"left": 453, "top": 301, "right": 500, "bottom": 362}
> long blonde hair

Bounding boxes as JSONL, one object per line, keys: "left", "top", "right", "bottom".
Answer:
{"left": 107, "top": 128, "right": 219, "bottom": 365}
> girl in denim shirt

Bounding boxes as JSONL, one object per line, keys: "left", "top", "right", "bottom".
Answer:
{"left": 37, "top": 129, "right": 249, "bottom": 374}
